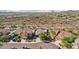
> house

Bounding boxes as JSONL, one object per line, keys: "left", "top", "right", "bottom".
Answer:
{"left": 15, "top": 28, "right": 37, "bottom": 39}
{"left": 25, "top": 28, "right": 48, "bottom": 40}
{"left": 14, "top": 28, "right": 27, "bottom": 38}
{"left": 53, "top": 30, "right": 72, "bottom": 41}
{"left": 0, "top": 29, "right": 11, "bottom": 35}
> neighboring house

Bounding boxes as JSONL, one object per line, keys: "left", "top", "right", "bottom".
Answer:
{"left": 53, "top": 30, "right": 72, "bottom": 41}
{"left": 0, "top": 29, "right": 11, "bottom": 35}
{"left": 15, "top": 28, "right": 32, "bottom": 38}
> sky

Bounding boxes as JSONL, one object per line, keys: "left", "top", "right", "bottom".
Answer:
{"left": 0, "top": 0, "right": 79, "bottom": 10}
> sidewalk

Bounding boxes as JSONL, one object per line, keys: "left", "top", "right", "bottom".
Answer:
{"left": 8, "top": 38, "right": 42, "bottom": 43}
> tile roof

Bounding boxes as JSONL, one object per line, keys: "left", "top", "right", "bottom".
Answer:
{"left": 55, "top": 31, "right": 72, "bottom": 40}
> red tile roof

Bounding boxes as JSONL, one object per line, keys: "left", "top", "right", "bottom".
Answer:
{"left": 55, "top": 31, "right": 72, "bottom": 40}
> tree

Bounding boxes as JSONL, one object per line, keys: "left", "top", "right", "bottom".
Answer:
{"left": 12, "top": 34, "right": 21, "bottom": 42}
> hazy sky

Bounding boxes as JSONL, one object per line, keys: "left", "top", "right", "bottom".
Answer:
{"left": 0, "top": 0, "right": 79, "bottom": 10}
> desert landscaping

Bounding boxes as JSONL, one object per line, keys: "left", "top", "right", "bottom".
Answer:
{"left": 0, "top": 10, "right": 79, "bottom": 49}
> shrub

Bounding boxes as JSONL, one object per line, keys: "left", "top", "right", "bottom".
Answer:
{"left": 0, "top": 35, "right": 10, "bottom": 42}
{"left": 10, "top": 24, "right": 17, "bottom": 29}
{"left": 60, "top": 35, "right": 77, "bottom": 48}
{"left": 39, "top": 33, "right": 52, "bottom": 42}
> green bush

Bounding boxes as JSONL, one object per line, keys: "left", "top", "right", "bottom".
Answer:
{"left": 0, "top": 25, "right": 5, "bottom": 29}
{"left": 39, "top": 33, "right": 52, "bottom": 42}
{"left": 11, "top": 24, "right": 17, "bottom": 29}
{"left": 0, "top": 33, "right": 21, "bottom": 42}
{"left": 0, "top": 35, "right": 10, "bottom": 42}
{"left": 61, "top": 35, "right": 77, "bottom": 48}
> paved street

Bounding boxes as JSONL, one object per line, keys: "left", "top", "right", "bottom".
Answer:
{"left": 0, "top": 42, "right": 59, "bottom": 49}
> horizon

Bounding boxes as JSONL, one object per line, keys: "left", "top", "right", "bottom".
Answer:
{"left": 0, "top": 10, "right": 78, "bottom": 12}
